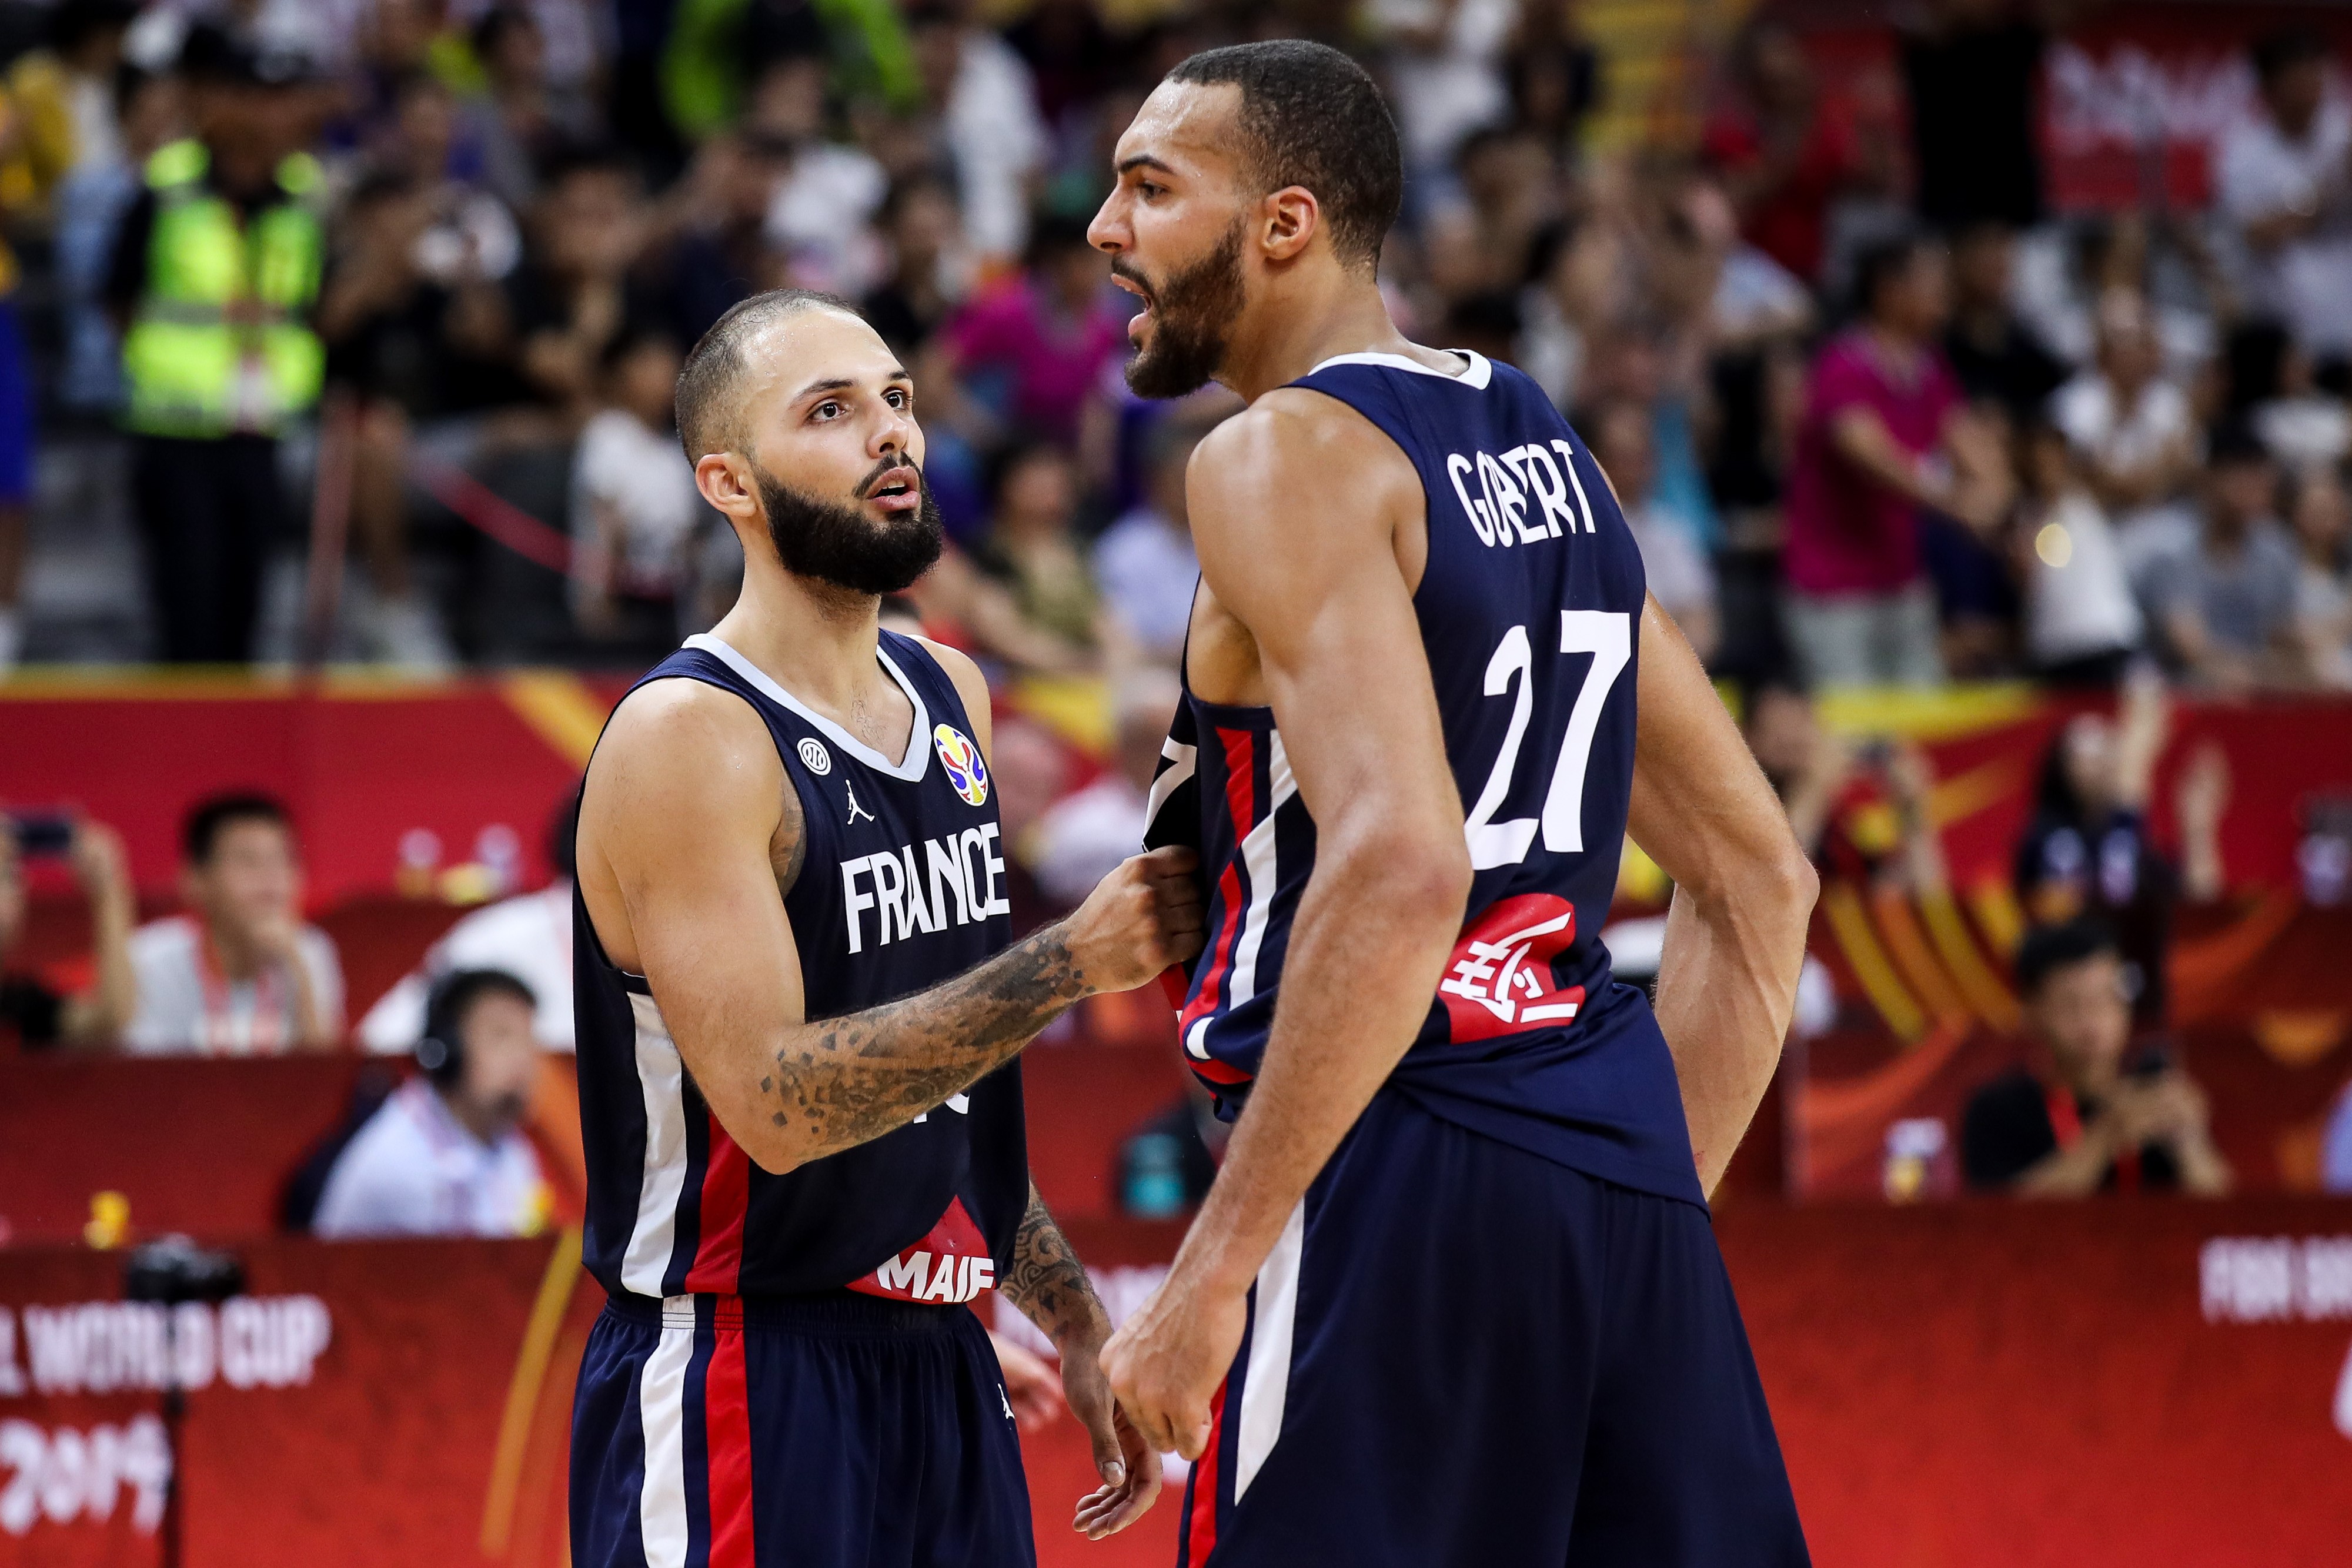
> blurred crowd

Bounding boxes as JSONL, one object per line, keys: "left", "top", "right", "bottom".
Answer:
{"left": 0, "top": 0, "right": 2338, "bottom": 693}
{"left": 9, "top": 0, "right": 2352, "bottom": 1225}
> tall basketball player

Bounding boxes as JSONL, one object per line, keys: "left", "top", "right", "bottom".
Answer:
{"left": 569, "top": 291, "right": 1200, "bottom": 1568}
{"left": 1088, "top": 42, "right": 1819, "bottom": 1566}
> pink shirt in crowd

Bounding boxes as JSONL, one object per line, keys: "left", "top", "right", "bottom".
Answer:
{"left": 943, "top": 279, "right": 1128, "bottom": 443}
{"left": 1782, "top": 329, "right": 1960, "bottom": 597}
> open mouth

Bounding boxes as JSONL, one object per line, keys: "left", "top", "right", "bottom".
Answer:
{"left": 1110, "top": 271, "right": 1154, "bottom": 341}
{"left": 864, "top": 466, "right": 922, "bottom": 513}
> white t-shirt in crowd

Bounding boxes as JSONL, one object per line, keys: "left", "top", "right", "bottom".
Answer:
{"left": 313, "top": 1079, "right": 547, "bottom": 1240}
{"left": 2050, "top": 372, "right": 2191, "bottom": 477}
{"left": 121, "top": 914, "right": 345, "bottom": 1056}
{"left": 1092, "top": 506, "right": 1198, "bottom": 664}
{"left": 2216, "top": 99, "right": 2352, "bottom": 354}
{"left": 358, "top": 883, "right": 577, "bottom": 1055}
{"left": 766, "top": 142, "right": 890, "bottom": 298}
{"left": 943, "top": 31, "right": 1045, "bottom": 259}
{"left": 573, "top": 409, "right": 709, "bottom": 590}
{"left": 2025, "top": 492, "right": 2143, "bottom": 666}
{"left": 1028, "top": 774, "right": 1148, "bottom": 910}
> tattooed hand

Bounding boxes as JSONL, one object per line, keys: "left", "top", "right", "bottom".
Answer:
{"left": 1000, "top": 1186, "right": 1163, "bottom": 1539}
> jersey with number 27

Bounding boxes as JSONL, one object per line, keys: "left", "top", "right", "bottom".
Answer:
{"left": 1147, "top": 350, "right": 1704, "bottom": 1209}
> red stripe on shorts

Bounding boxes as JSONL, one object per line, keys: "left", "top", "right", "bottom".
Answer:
{"left": 703, "top": 1300, "right": 756, "bottom": 1568}
{"left": 1184, "top": 1376, "right": 1230, "bottom": 1567}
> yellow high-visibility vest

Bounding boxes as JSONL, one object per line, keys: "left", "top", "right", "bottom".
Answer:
{"left": 121, "top": 139, "right": 325, "bottom": 438}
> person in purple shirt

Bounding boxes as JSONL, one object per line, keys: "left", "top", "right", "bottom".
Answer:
{"left": 1783, "top": 235, "right": 2012, "bottom": 686}
{"left": 936, "top": 212, "right": 1129, "bottom": 446}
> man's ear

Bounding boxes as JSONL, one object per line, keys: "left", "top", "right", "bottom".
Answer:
{"left": 1259, "top": 186, "right": 1322, "bottom": 265}
{"left": 695, "top": 451, "right": 761, "bottom": 520}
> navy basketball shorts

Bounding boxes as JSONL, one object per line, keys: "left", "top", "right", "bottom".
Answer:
{"left": 570, "top": 1292, "right": 1035, "bottom": 1568}
{"left": 1177, "top": 1090, "right": 1809, "bottom": 1567}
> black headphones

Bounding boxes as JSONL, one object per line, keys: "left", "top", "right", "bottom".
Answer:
{"left": 415, "top": 969, "right": 536, "bottom": 1089}
{"left": 415, "top": 972, "right": 470, "bottom": 1088}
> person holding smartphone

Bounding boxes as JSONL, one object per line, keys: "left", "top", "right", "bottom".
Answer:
{"left": 0, "top": 810, "right": 137, "bottom": 1047}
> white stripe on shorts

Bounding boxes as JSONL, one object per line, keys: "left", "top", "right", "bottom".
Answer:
{"left": 1232, "top": 1200, "right": 1306, "bottom": 1502}
{"left": 636, "top": 1300, "right": 696, "bottom": 1568}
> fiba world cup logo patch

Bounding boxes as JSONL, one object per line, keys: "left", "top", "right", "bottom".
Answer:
{"left": 933, "top": 724, "right": 989, "bottom": 807}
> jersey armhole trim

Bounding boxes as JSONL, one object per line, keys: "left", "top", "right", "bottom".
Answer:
{"left": 684, "top": 632, "right": 933, "bottom": 783}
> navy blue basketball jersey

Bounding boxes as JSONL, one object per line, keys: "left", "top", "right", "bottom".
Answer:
{"left": 1148, "top": 350, "right": 1704, "bottom": 1208}
{"left": 575, "top": 630, "right": 1030, "bottom": 1302}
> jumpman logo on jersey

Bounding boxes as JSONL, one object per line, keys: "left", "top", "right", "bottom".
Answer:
{"left": 845, "top": 780, "right": 877, "bottom": 825}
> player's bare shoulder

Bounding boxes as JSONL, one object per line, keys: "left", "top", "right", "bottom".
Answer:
{"left": 579, "top": 676, "right": 803, "bottom": 928}
{"left": 1183, "top": 385, "right": 1428, "bottom": 704}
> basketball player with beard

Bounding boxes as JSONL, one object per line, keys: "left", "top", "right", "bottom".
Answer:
{"left": 568, "top": 290, "right": 1200, "bottom": 1568}
{"left": 1088, "top": 43, "right": 1818, "bottom": 1566}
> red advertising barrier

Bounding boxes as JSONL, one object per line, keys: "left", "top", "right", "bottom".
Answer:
{"left": 2, "top": 1202, "right": 2348, "bottom": 1568}
{"left": 6, "top": 681, "right": 2351, "bottom": 908}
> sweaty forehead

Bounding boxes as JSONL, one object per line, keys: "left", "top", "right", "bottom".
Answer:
{"left": 1120, "top": 80, "right": 1245, "bottom": 180}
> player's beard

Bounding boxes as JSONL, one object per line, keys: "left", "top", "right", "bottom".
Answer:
{"left": 1118, "top": 218, "right": 1247, "bottom": 399}
{"left": 756, "top": 457, "right": 945, "bottom": 596}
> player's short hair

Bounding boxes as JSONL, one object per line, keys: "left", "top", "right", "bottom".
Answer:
{"left": 182, "top": 791, "right": 291, "bottom": 864}
{"left": 1165, "top": 40, "right": 1401, "bottom": 272}
{"left": 2013, "top": 919, "right": 2120, "bottom": 998}
{"left": 674, "top": 288, "right": 862, "bottom": 463}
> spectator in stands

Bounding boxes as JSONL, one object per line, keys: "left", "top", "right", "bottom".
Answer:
{"left": 1028, "top": 671, "right": 1179, "bottom": 910}
{"left": 932, "top": 213, "right": 1125, "bottom": 451}
{"left": 0, "top": 811, "right": 136, "bottom": 1048}
{"left": 2015, "top": 418, "right": 2142, "bottom": 685}
{"left": 570, "top": 328, "right": 713, "bottom": 657}
{"left": 861, "top": 175, "right": 968, "bottom": 356}
{"left": 1782, "top": 234, "right": 2010, "bottom": 687}
{"left": 741, "top": 56, "right": 888, "bottom": 300}
{"left": 123, "top": 793, "right": 344, "bottom": 1054}
{"left": 1899, "top": 0, "right": 2070, "bottom": 233}
{"left": 315, "top": 969, "right": 550, "bottom": 1238}
{"left": 466, "top": 5, "right": 599, "bottom": 213}
{"left": 1961, "top": 920, "right": 2232, "bottom": 1196}
{"left": 360, "top": 790, "right": 580, "bottom": 1055}
{"left": 56, "top": 62, "right": 181, "bottom": 420}
{"left": 2015, "top": 676, "right": 2227, "bottom": 1028}
{"left": 2159, "top": 426, "right": 2302, "bottom": 691}
{"left": 1588, "top": 399, "right": 1719, "bottom": 664}
{"left": 2050, "top": 290, "right": 2196, "bottom": 543}
{"left": 2216, "top": 29, "right": 2352, "bottom": 367}
{"left": 1094, "top": 414, "right": 1207, "bottom": 667}
{"left": 974, "top": 443, "right": 1100, "bottom": 656}
{"left": 1700, "top": 19, "right": 1857, "bottom": 286}
{"left": 906, "top": 1, "right": 1045, "bottom": 263}
{"left": 105, "top": 26, "right": 322, "bottom": 664}
{"left": 1942, "top": 221, "right": 2067, "bottom": 428}
{"left": 509, "top": 144, "right": 652, "bottom": 413}
{"left": 2287, "top": 462, "right": 2352, "bottom": 687}
{"left": 0, "top": 1, "right": 121, "bottom": 670}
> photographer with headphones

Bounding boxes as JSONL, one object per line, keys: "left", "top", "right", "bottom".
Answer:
{"left": 313, "top": 969, "right": 552, "bottom": 1239}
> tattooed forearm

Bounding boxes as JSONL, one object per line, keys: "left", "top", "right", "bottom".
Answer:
{"left": 1001, "top": 1184, "right": 1108, "bottom": 1348}
{"left": 761, "top": 924, "right": 1092, "bottom": 1162}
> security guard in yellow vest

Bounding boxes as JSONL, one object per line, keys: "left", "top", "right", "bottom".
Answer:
{"left": 105, "top": 26, "right": 320, "bottom": 662}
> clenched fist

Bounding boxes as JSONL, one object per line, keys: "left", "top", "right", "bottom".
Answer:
{"left": 1060, "top": 845, "right": 1205, "bottom": 996}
